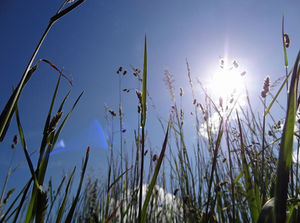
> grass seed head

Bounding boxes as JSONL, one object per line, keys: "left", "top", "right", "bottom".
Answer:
{"left": 219, "top": 97, "right": 223, "bottom": 108}
{"left": 180, "top": 87, "right": 184, "bottom": 96}
{"left": 108, "top": 109, "right": 117, "bottom": 117}
{"left": 261, "top": 76, "right": 270, "bottom": 98}
{"left": 13, "top": 134, "right": 18, "bottom": 145}
{"left": 152, "top": 154, "right": 158, "bottom": 162}
{"left": 48, "top": 111, "right": 63, "bottom": 134}
{"left": 284, "top": 33, "right": 290, "bottom": 48}
{"left": 240, "top": 71, "right": 246, "bottom": 76}
{"left": 233, "top": 60, "right": 239, "bottom": 68}
{"left": 136, "top": 89, "right": 142, "bottom": 104}
{"left": 220, "top": 58, "right": 225, "bottom": 69}
{"left": 117, "top": 66, "right": 123, "bottom": 74}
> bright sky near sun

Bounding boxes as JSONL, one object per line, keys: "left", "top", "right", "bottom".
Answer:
{"left": 1, "top": 0, "right": 300, "bottom": 193}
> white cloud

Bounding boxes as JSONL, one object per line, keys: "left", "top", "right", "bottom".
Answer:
{"left": 109, "top": 184, "right": 183, "bottom": 222}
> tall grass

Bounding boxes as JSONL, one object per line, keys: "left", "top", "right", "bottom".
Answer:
{"left": 1, "top": 4, "right": 300, "bottom": 222}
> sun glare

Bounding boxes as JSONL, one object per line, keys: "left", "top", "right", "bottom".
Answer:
{"left": 208, "top": 59, "right": 246, "bottom": 102}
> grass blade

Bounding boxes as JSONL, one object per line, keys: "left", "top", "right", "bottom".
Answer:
{"left": 64, "top": 146, "right": 90, "bottom": 223}
{"left": 55, "top": 168, "right": 76, "bottom": 223}
{"left": 282, "top": 15, "right": 289, "bottom": 69}
{"left": 46, "top": 176, "right": 66, "bottom": 223}
{"left": 274, "top": 50, "right": 300, "bottom": 222}
{"left": 141, "top": 35, "right": 147, "bottom": 128}
{"left": 138, "top": 35, "right": 148, "bottom": 223}
{"left": 264, "top": 68, "right": 293, "bottom": 116}
{"left": 108, "top": 166, "right": 132, "bottom": 191}
{"left": 140, "top": 121, "right": 170, "bottom": 223}
{"left": 15, "top": 104, "right": 40, "bottom": 191}
{"left": 237, "top": 111, "right": 260, "bottom": 222}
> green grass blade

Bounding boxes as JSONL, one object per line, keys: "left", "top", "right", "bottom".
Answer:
{"left": 58, "top": 90, "right": 71, "bottom": 113}
{"left": 38, "top": 73, "right": 62, "bottom": 167}
{"left": 24, "top": 73, "right": 63, "bottom": 223}
{"left": 55, "top": 168, "right": 76, "bottom": 223}
{"left": 53, "top": 91, "right": 84, "bottom": 146}
{"left": 0, "top": 0, "right": 84, "bottom": 141}
{"left": 0, "top": 179, "right": 31, "bottom": 223}
{"left": 264, "top": 68, "right": 293, "bottom": 116}
{"left": 274, "top": 50, "right": 300, "bottom": 222}
{"left": 0, "top": 64, "right": 38, "bottom": 142}
{"left": 237, "top": 112, "right": 260, "bottom": 222}
{"left": 140, "top": 121, "right": 170, "bottom": 223}
{"left": 282, "top": 15, "right": 289, "bottom": 68}
{"left": 46, "top": 176, "right": 66, "bottom": 223}
{"left": 141, "top": 35, "right": 147, "bottom": 128}
{"left": 108, "top": 166, "right": 132, "bottom": 191}
{"left": 25, "top": 76, "right": 77, "bottom": 223}
{"left": 64, "top": 146, "right": 90, "bottom": 223}
{"left": 15, "top": 104, "right": 40, "bottom": 191}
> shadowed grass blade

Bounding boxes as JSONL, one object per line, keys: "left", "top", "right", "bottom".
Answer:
{"left": 274, "top": 50, "right": 300, "bottom": 222}
{"left": 0, "top": 0, "right": 85, "bottom": 141}
{"left": 138, "top": 35, "right": 147, "bottom": 223}
{"left": 46, "top": 176, "right": 66, "bottom": 223}
{"left": 53, "top": 91, "right": 84, "bottom": 145}
{"left": 15, "top": 104, "right": 40, "bottom": 191}
{"left": 237, "top": 111, "right": 260, "bottom": 222}
{"left": 0, "top": 179, "right": 31, "bottom": 223}
{"left": 140, "top": 121, "right": 170, "bottom": 223}
{"left": 65, "top": 146, "right": 90, "bottom": 223}
{"left": 55, "top": 168, "right": 75, "bottom": 223}
{"left": 108, "top": 167, "right": 132, "bottom": 191}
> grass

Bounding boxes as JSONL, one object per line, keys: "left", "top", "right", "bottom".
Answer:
{"left": 1, "top": 1, "right": 300, "bottom": 222}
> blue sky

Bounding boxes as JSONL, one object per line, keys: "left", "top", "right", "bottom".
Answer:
{"left": 1, "top": 0, "right": 300, "bottom": 200}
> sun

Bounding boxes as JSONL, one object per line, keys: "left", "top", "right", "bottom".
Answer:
{"left": 207, "top": 59, "right": 246, "bottom": 101}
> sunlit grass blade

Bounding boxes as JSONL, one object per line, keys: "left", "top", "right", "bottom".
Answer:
{"left": 55, "top": 167, "right": 75, "bottom": 223}
{"left": 140, "top": 121, "right": 170, "bottom": 223}
{"left": 65, "top": 146, "right": 90, "bottom": 223}
{"left": 274, "top": 50, "right": 300, "bottom": 222}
